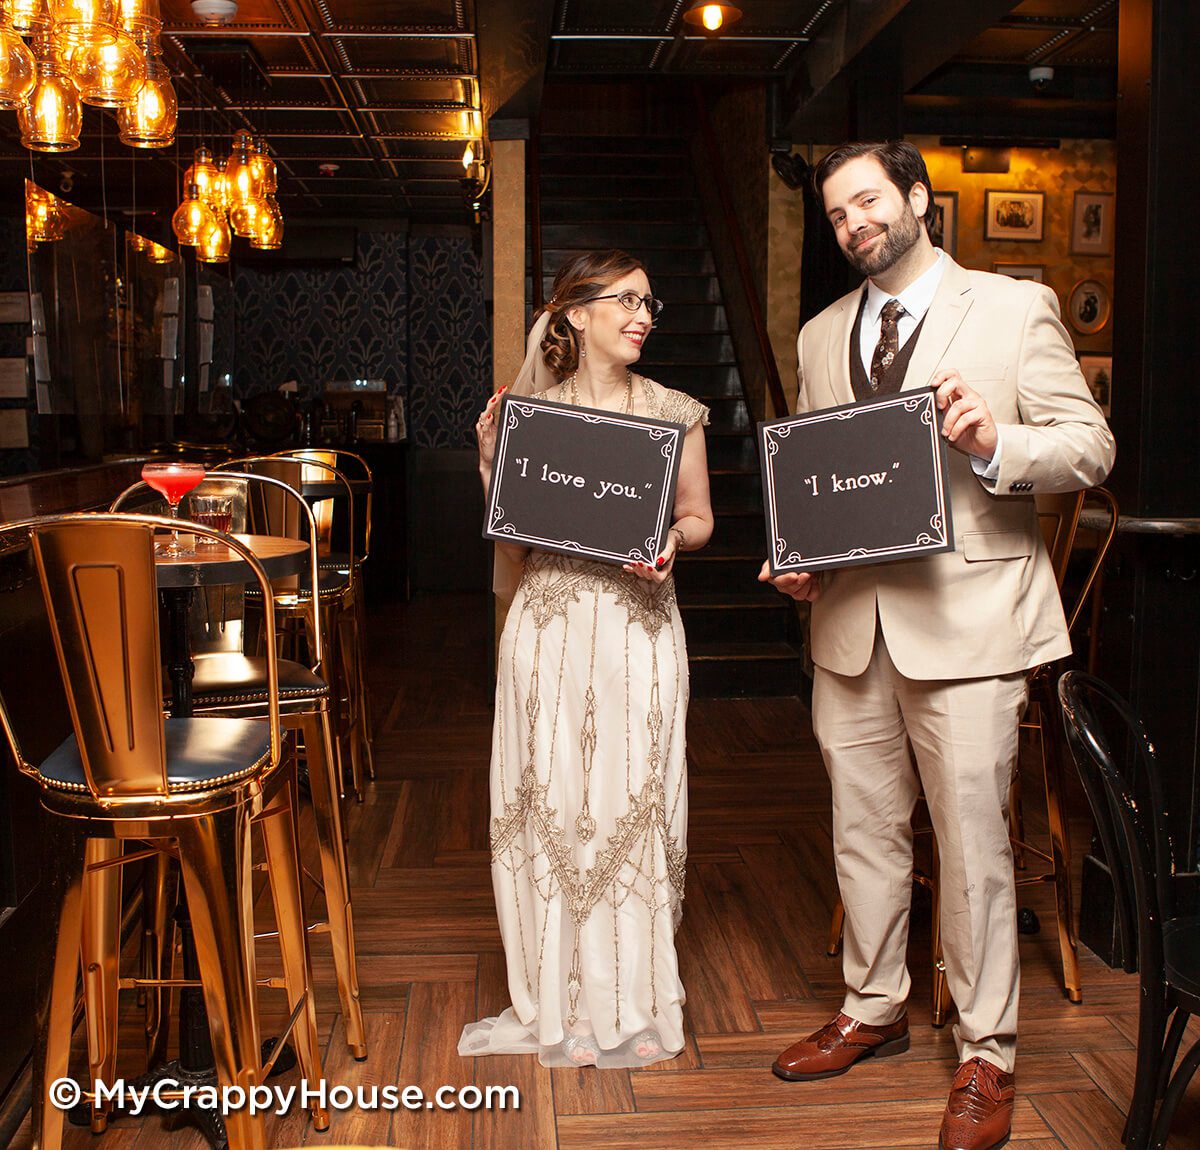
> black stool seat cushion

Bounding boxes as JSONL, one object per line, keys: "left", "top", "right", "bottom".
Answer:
{"left": 39, "top": 718, "right": 272, "bottom": 793}
{"left": 246, "top": 567, "right": 350, "bottom": 602}
{"left": 1164, "top": 917, "right": 1200, "bottom": 1004}
{"left": 318, "top": 551, "right": 362, "bottom": 571}
{"left": 189, "top": 654, "right": 330, "bottom": 708}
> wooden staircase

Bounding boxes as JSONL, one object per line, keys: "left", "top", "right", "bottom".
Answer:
{"left": 530, "top": 134, "right": 804, "bottom": 697}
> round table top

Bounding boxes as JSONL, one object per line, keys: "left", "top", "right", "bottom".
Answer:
{"left": 153, "top": 533, "right": 309, "bottom": 589}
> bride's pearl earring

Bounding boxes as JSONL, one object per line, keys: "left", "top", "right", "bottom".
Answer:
{"left": 579, "top": 332, "right": 587, "bottom": 359}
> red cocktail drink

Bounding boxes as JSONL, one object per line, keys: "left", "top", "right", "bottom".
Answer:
{"left": 141, "top": 461, "right": 207, "bottom": 557}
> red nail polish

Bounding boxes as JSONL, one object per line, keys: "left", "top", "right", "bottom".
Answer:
{"left": 655, "top": 557, "right": 666, "bottom": 569}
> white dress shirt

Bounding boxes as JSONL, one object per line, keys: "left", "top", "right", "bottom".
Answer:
{"left": 859, "top": 248, "right": 1001, "bottom": 476}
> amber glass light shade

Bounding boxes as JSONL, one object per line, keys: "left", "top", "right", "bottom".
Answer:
{"left": 118, "top": 47, "right": 174, "bottom": 146}
{"left": 224, "top": 130, "right": 261, "bottom": 207}
{"left": 72, "top": 27, "right": 145, "bottom": 107}
{"left": 209, "top": 159, "right": 232, "bottom": 215}
{"left": 172, "top": 181, "right": 215, "bottom": 246}
{"left": 147, "top": 239, "right": 172, "bottom": 263}
{"left": 0, "top": 26, "right": 37, "bottom": 110}
{"left": 9, "top": 0, "right": 49, "bottom": 33}
{"left": 19, "top": 47, "right": 82, "bottom": 151}
{"left": 229, "top": 194, "right": 263, "bottom": 239}
{"left": 183, "top": 144, "right": 222, "bottom": 205}
{"left": 196, "top": 211, "right": 231, "bottom": 263}
{"left": 49, "top": 0, "right": 117, "bottom": 48}
{"left": 26, "top": 183, "right": 66, "bottom": 243}
{"left": 681, "top": 1, "right": 742, "bottom": 31}
{"left": 117, "top": 0, "right": 159, "bottom": 34}
{"left": 249, "top": 193, "right": 283, "bottom": 250}
{"left": 250, "top": 137, "right": 277, "bottom": 193}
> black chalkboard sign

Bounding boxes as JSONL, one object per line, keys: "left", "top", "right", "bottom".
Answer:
{"left": 484, "top": 394, "right": 684, "bottom": 566}
{"left": 760, "top": 387, "right": 954, "bottom": 574}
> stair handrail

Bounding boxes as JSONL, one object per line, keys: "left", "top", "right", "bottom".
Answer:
{"left": 529, "top": 132, "right": 544, "bottom": 312}
{"left": 694, "top": 88, "right": 789, "bottom": 421}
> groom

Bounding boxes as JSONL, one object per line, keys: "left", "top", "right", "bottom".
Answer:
{"left": 761, "top": 141, "right": 1114, "bottom": 1150}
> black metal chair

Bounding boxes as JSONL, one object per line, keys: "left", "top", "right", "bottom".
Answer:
{"left": 1058, "top": 670, "right": 1200, "bottom": 1150}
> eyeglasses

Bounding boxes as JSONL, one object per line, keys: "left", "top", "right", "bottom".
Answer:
{"left": 590, "top": 291, "right": 664, "bottom": 322}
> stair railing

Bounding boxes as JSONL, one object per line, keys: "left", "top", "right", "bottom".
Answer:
{"left": 692, "top": 88, "right": 789, "bottom": 421}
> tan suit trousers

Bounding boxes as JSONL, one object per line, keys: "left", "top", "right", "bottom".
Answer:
{"left": 812, "top": 628, "right": 1028, "bottom": 1072}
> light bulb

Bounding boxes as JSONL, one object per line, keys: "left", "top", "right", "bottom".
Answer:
{"left": 9, "top": 0, "right": 49, "bottom": 33}
{"left": 118, "top": 36, "right": 174, "bottom": 146}
{"left": 462, "top": 142, "right": 474, "bottom": 170}
{"left": 225, "top": 129, "right": 261, "bottom": 206}
{"left": 702, "top": 4, "right": 722, "bottom": 29}
{"left": 72, "top": 26, "right": 145, "bottom": 107}
{"left": 197, "top": 211, "right": 230, "bottom": 262}
{"left": 117, "top": 0, "right": 160, "bottom": 34}
{"left": 184, "top": 143, "right": 222, "bottom": 204}
{"left": 172, "top": 181, "right": 215, "bottom": 246}
{"left": 250, "top": 193, "right": 283, "bottom": 249}
{"left": 229, "top": 194, "right": 264, "bottom": 238}
{"left": 19, "top": 41, "right": 82, "bottom": 151}
{"left": 0, "top": 26, "right": 37, "bottom": 110}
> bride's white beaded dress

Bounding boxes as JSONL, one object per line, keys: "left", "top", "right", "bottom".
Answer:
{"left": 459, "top": 377, "right": 708, "bottom": 1067}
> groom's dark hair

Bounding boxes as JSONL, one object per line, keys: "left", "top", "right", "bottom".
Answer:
{"left": 812, "top": 141, "right": 937, "bottom": 232}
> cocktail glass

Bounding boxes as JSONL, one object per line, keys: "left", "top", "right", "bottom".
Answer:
{"left": 141, "top": 461, "right": 207, "bottom": 557}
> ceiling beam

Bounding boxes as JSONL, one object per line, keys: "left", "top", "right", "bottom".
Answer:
{"left": 475, "top": 0, "right": 555, "bottom": 129}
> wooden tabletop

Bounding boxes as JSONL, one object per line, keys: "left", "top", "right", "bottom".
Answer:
{"left": 153, "top": 533, "right": 309, "bottom": 589}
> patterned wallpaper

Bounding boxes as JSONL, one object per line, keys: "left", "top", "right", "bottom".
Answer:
{"left": 233, "top": 228, "right": 490, "bottom": 448}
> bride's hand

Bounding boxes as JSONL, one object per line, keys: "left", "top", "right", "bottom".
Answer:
{"left": 475, "top": 386, "right": 506, "bottom": 468}
{"left": 623, "top": 532, "right": 677, "bottom": 584}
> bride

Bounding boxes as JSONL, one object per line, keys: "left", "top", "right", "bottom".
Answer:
{"left": 459, "top": 249, "right": 714, "bottom": 1067}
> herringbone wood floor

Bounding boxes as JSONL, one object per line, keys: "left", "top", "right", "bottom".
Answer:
{"left": 14, "top": 592, "right": 1200, "bottom": 1149}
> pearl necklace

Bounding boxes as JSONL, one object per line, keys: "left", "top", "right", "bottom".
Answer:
{"left": 565, "top": 370, "right": 634, "bottom": 414}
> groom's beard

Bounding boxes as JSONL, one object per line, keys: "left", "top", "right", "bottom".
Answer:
{"left": 844, "top": 203, "right": 923, "bottom": 277}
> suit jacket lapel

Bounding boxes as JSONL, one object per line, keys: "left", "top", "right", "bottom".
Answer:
{"left": 826, "top": 283, "right": 864, "bottom": 407}
{"left": 902, "top": 256, "right": 974, "bottom": 392}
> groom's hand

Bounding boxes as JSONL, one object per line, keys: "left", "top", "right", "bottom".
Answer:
{"left": 758, "top": 560, "right": 822, "bottom": 602}
{"left": 934, "top": 369, "right": 997, "bottom": 461}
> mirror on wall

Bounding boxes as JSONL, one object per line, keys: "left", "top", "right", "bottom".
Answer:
{"left": 25, "top": 180, "right": 186, "bottom": 461}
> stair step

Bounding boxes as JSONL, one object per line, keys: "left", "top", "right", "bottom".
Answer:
{"left": 706, "top": 436, "right": 760, "bottom": 471}
{"left": 705, "top": 397, "right": 753, "bottom": 434}
{"left": 687, "top": 642, "right": 806, "bottom": 698}
{"left": 646, "top": 364, "right": 742, "bottom": 398}
{"left": 540, "top": 222, "right": 707, "bottom": 250}
{"left": 651, "top": 302, "right": 729, "bottom": 334}
{"left": 540, "top": 174, "right": 687, "bottom": 199}
{"left": 539, "top": 199, "right": 701, "bottom": 224}
{"left": 708, "top": 471, "right": 761, "bottom": 506}
{"left": 540, "top": 154, "right": 685, "bottom": 179}
{"left": 529, "top": 274, "right": 724, "bottom": 305}
{"left": 542, "top": 247, "right": 716, "bottom": 276}
{"left": 706, "top": 511, "right": 767, "bottom": 555}
{"left": 680, "top": 600, "right": 798, "bottom": 646}
{"left": 675, "top": 554, "right": 765, "bottom": 594}
{"left": 640, "top": 333, "right": 735, "bottom": 364}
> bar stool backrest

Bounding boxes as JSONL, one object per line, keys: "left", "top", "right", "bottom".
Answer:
{"left": 1035, "top": 486, "right": 1119, "bottom": 636}
{"left": 273, "top": 448, "right": 373, "bottom": 564}
{"left": 0, "top": 513, "right": 283, "bottom": 802}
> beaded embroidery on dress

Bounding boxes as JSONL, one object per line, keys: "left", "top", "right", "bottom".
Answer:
{"left": 459, "top": 378, "right": 709, "bottom": 1067}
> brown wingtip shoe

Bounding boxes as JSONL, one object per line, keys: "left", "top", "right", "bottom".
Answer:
{"left": 938, "top": 1057, "right": 1015, "bottom": 1150}
{"left": 771, "top": 1011, "right": 910, "bottom": 1081}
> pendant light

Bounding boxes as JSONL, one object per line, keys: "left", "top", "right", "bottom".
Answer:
{"left": 117, "top": 0, "right": 160, "bottom": 34}
{"left": 229, "top": 192, "right": 263, "bottom": 239}
{"left": 682, "top": 2, "right": 742, "bottom": 32}
{"left": 0, "top": 15, "right": 37, "bottom": 110}
{"left": 171, "top": 180, "right": 215, "bottom": 246}
{"left": 249, "top": 193, "right": 282, "bottom": 249}
{"left": 26, "top": 182, "right": 66, "bottom": 244}
{"left": 9, "top": 0, "right": 49, "bottom": 34}
{"left": 183, "top": 143, "right": 222, "bottom": 204}
{"left": 72, "top": 26, "right": 145, "bottom": 107}
{"left": 197, "top": 210, "right": 231, "bottom": 262}
{"left": 19, "top": 36, "right": 82, "bottom": 152}
{"left": 117, "top": 31, "right": 174, "bottom": 146}
{"left": 224, "top": 129, "right": 261, "bottom": 208}
{"left": 249, "top": 136, "right": 277, "bottom": 193}
{"left": 49, "top": 0, "right": 118, "bottom": 49}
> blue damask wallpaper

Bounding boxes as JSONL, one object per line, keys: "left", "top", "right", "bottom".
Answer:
{"left": 233, "top": 229, "right": 489, "bottom": 449}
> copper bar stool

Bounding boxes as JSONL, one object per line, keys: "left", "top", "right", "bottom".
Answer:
{"left": 217, "top": 457, "right": 369, "bottom": 803}
{"left": 0, "top": 514, "right": 327, "bottom": 1150}
{"left": 272, "top": 448, "right": 376, "bottom": 784}
{"left": 827, "top": 486, "right": 1119, "bottom": 1024}
{"left": 111, "top": 474, "right": 368, "bottom": 1062}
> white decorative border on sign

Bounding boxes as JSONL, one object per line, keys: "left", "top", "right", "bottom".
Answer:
{"left": 486, "top": 399, "right": 682, "bottom": 565}
{"left": 762, "top": 390, "right": 951, "bottom": 570}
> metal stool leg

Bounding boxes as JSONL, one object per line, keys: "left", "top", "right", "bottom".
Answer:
{"left": 175, "top": 810, "right": 266, "bottom": 1150}
{"left": 351, "top": 574, "right": 376, "bottom": 781}
{"left": 930, "top": 834, "right": 952, "bottom": 1028}
{"left": 827, "top": 899, "right": 845, "bottom": 956}
{"left": 32, "top": 827, "right": 86, "bottom": 1150}
{"left": 80, "top": 839, "right": 123, "bottom": 1133}
{"left": 258, "top": 781, "right": 330, "bottom": 1131}
{"left": 301, "top": 708, "right": 367, "bottom": 1059}
{"left": 143, "top": 851, "right": 177, "bottom": 1067}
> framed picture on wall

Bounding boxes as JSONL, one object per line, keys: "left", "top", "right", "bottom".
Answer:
{"left": 1078, "top": 353, "right": 1112, "bottom": 417}
{"left": 1067, "top": 278, "right": 1111, "bottom": 335}
{"left": 984, "top": 190, "right": 1045, "bottom": 241}
{"left": 929, "top": 192, "right": 958, "bottom": 257}
{"left": 992, "top": 263, "right": 1045, "bottom": 282}
{"left": 1071, "top": 191, "right": 1114, "bottom": 256}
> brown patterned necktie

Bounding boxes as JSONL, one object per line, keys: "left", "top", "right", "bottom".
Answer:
{"left": 869, "top": 298, "right": 906, "bottom": 392}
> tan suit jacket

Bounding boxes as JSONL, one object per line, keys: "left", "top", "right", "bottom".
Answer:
{"left": 796, "top": 256, "right": 1116, "bottom": 681}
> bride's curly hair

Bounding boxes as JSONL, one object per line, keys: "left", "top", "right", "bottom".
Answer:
{"left": 538, "top": 249, "right": 648, "bottom": 379}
